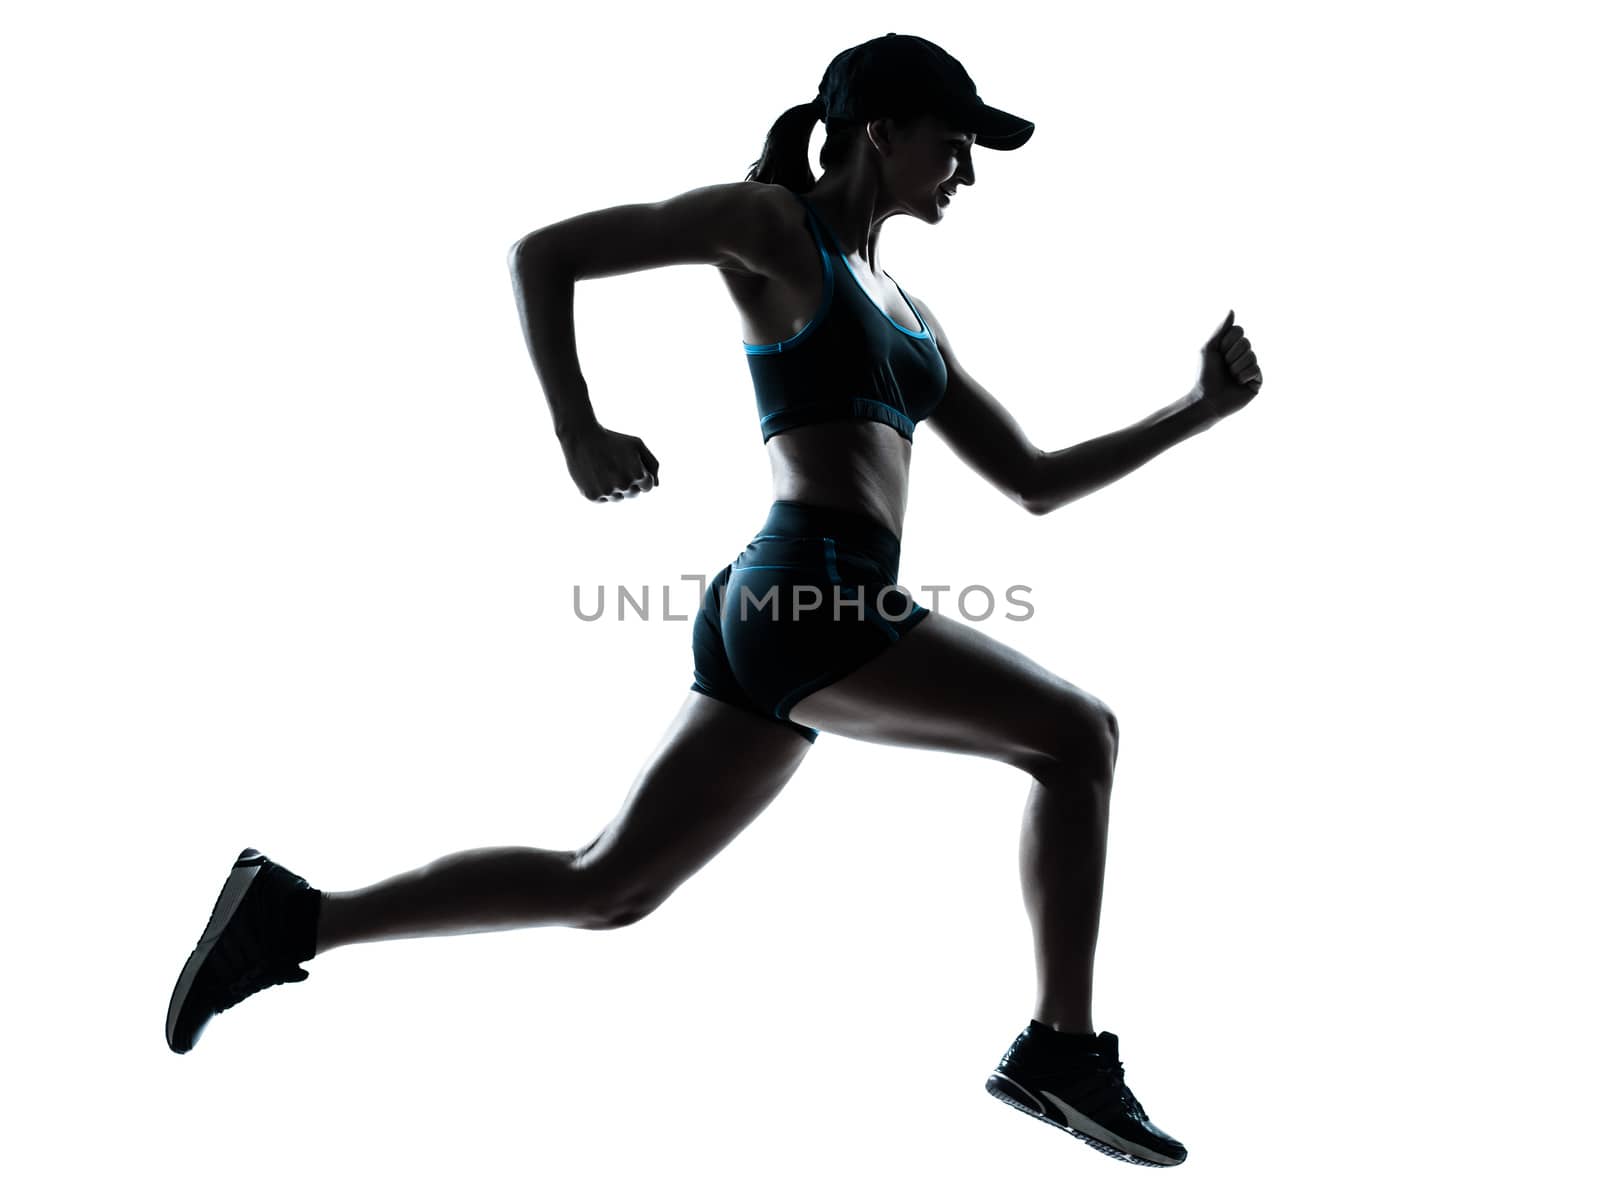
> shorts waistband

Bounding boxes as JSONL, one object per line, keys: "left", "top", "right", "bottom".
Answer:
{"left": 759, "top": 500, "right": 903, "bottom": 561}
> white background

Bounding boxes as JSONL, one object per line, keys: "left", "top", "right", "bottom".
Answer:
{"left": 4, "top": 1, "right": 1596, "bottom": 1191}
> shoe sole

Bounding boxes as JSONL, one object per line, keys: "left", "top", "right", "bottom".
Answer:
{"left": 165, "top": 849, "right": 266, "bottom": 1053}
{"left": 985, "top": 1072, "right": 1182, "bottom": 1167}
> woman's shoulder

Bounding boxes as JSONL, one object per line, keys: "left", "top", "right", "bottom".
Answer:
{"left": 749, "top": 181, "right": 813, "bottom": 234}
{"left": 719, "top": 183, "right": 816, "bottom": 282}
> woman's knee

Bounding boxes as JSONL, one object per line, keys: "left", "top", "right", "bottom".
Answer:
{"left": 587, "top": 894, "right": 665, "bottom": 930}
{"left": 1102, "top": 702, "right": 1120, "bottom": 768}
{"left": 571, "top": 849, "right": 672, "bottom": 930}
{"left": 1029, "top": 692, "right": 1119, "bottom": 789}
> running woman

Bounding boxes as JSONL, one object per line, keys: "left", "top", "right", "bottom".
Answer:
{"left": 166, "top": 33, "right": 1265, "bottom": 1169}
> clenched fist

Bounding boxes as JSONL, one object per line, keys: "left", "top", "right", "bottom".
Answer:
{"left": 1192, "top": 310, "right": 1264, "bottom": 421}
{"left": 562, "top": 424, "right": 660, "bottom": 502}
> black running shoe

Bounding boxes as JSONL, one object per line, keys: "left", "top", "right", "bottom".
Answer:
{"left": 166, "top": 847, "right": 321, "bottom": 1054}
{"left": 985, "top": 1023, "right": 1187, "bottom": 1167}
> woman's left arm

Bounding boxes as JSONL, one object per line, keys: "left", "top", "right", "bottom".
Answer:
{"left": 917, "top": 299, "right": 1263, "bottom": 516}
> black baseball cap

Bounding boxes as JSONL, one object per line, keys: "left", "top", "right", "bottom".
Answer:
{"left": 815, "top": 33, "right": 1034, "bottom": 151}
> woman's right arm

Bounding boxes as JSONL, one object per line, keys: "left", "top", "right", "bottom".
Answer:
{"left": 507, "top": 182, "right": 785, "bottom": 497}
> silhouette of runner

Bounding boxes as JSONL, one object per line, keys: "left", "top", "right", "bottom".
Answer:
{"left": 166, "top": 33, "right": 1263, "bottom": 1169}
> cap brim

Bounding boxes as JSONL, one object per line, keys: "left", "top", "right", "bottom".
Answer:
{"left": 967, "top": 103, "right": 1034, "bottom": 151}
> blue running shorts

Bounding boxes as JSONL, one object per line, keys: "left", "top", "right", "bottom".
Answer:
{"left": 689, "top": 499, "right": 932, "bottom": 742}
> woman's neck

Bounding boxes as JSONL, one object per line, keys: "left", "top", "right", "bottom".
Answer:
{"left": 805, "top": 177, "right": 888, "bottom": 271}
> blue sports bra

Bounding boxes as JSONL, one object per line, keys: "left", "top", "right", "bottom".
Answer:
{"left": 742, "top": 193, "right": 948, "bottom": 444}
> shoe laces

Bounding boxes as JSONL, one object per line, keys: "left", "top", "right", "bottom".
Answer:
{"left": 217, "top": 958, "right": 306, "bottom": 1012}
{"left": 1041, "top": 1053, "right": 1148, "bottom": 1122}
{"left": 1097, "top": 1060, "right": 1149, "bottom": 1121}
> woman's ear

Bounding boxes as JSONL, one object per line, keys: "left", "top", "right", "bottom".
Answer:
{"left": 865, "top": 116, "right": 896, "bottom": 156}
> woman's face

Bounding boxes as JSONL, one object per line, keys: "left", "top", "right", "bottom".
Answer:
{"left": 876, "top": 114, "right": 977, "bottom": 222}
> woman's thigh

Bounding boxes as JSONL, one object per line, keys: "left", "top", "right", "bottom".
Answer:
{"left": 574, "top": 689, "right": 813, "bottom": 925}
{"left": 787, "top": 609, "right": 1117, "bottom": 780}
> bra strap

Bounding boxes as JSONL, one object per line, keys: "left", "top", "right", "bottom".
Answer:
{"left": 796, "top": 193, "right": 843, "bottom": 258}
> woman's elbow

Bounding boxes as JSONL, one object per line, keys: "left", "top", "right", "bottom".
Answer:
{"left": 1016, "top": 462, "right": 1053, "bottom": 516}
{"left": 508, "top": 229, "right": 558, "bottom": 275}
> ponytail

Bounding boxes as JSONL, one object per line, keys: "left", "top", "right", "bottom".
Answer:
{"left": 746, "top": 97, "right": 854, "bottom": 192}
